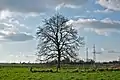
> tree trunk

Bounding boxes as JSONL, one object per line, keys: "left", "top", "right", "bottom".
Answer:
{"left": 57, "top": 50, "right": 61, "bottom": 72}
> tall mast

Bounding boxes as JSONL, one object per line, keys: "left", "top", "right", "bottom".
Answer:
{"left": 93, "top": 44, "right": 96, "bottom": 62}
{"left": 86, "top": 47, "right": 88, "bottom": 62}
{"left": 93, "top": 44, "right": 96, "bottom": 68}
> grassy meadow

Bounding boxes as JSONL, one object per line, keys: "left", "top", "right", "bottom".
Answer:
{"left": 0, "top": 64, "right": 120, "bottom": 80}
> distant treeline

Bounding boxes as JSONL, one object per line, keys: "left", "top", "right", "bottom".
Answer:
{"left": 0, "top": 59, "right": 119, "bottom": 68}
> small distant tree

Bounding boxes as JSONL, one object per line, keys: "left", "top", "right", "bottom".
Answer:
{"left": 36, "top": 14, "right": 84, "bottom": 71}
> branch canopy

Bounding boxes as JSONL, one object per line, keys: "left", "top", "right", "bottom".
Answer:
{"left": 36, "top": 14, "right": 84, "bottom": 62}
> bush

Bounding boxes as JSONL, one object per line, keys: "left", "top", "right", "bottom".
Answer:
{"left": 112, "top": 68, "right": 120, "bottom": 71}
{"left": 30, "top": 68, "right": 54, "bottom": 73}
{"left": 72, "top": 69, "right": 79, "bottom": 73}
{"left": 97, "top": 68, "right": 105, "bottom": 72}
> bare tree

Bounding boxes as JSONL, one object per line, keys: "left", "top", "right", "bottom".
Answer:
{"left": 36, "top": 14, "right": 84, "bottom": 71}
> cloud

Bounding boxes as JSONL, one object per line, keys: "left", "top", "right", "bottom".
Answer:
{"left": 4, "top": 32, "right": 34, "bottom": 41}
{"left": 0, "top": 12, "right": 34, "bottom": 42}
{"left": 94, "top": 9, "right": 113, "bottom": 13}
{"left": 55, "top": 3, "right": 81, "bottom": 11}
{"left": 9, "top": 53, "right": 37, "bottom": 63}
{"left": 101, "top": 48, "right": 105, "bottom": 52}
{"left": 67, "top": 18, "right": 120, "bottom": 36}
{"left": 0, "top": 10, "right": 12, "bottom": 19}
{"left": 97, "top": 0, "right": 120, "bottom": 11}
{"left": 0, "top": 0, "right": 88, "bottom": 13}
{"left": 0, "top": 10, "right": 45, "bottom": 34}
{"left": 0, "top": 31, "right": 34, "bottom": 42}
{"left": 9, "top": 52, "right": 36, "bottom": 58}
{"left": 0, "top": 0, "right": 87, "bottom": 42}
{"left": 0, "top": 0, "right": 48, "bottom": 13}
{"left": 0, "top": 10, "right": 42, "bottom": 20}
{"left": 25, "top": 55, "right": 36, "bottom": 58}
{"left": 0, "top": 23, "right": 12, "bottom": 30}
{"left": 108, "top": 50, "right": 120, "bottom": 53}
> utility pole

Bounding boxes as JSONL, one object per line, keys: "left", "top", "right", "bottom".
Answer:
{"left": 86, "top": 47, "right": 88, "bottom": 62}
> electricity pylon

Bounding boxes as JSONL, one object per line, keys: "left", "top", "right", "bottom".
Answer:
{"left": 86, "top": 47, "right": 88, "bottom": 62}
{"left": 93, "top": 44, "right": 96, "bottom": 68}
{"left": 93, "top": 44, "right": 96, "bottom": 62}
{"left": 92, "top": 44, "right": 102, "bottom": 68}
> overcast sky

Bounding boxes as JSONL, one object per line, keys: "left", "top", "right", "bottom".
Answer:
{"left": 0, "top": 0, "right": 120, "bottom": 63}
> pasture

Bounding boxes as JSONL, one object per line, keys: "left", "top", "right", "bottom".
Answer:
{"left": 0, "top": 64, "right": 120, "bottom": 80}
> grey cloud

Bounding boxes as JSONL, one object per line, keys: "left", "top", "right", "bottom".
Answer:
{"left": 4, "top": 33, "right": 34, "bottom": 41}
{"left": 52, "top": 0, "right": 88, "bottom": 5}
{"left": 108, "top": 50, "right": 120, "bottom": 53}
{"left": 0, "top": 23, "right": 12, "bottom": 29}
{"left": 0, "top": 0, "right": 88, "bottom": 12}
{"left": 94, "top": 9, "right": 113, "bottom": 13}
{"left": 68, "top": 18, "right": 120, "bottom": 35}
{"left": 0, "top": 13, "right": 34, "bottom": 42}
{"left": 0, "top": 0, "right": 48, "bottom": 12}
{"left": 97, "top": 0, "right": 120, "bottom": 11}
{"left": 0, "top": 32, "right": 6, "bottom": 36}
{"left": 0, "top": 23, "right": 14, "bottom": 37}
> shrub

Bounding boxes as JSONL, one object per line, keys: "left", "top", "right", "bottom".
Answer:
{"left": 72, "top": 69, "right": 79, "bottom": 73}
{"left": 98, "top": 68, "right": 105, "bottom": 72}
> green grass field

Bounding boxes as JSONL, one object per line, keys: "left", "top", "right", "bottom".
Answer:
{"left": 0, "top": 67, "right": 120, "bottom": 80}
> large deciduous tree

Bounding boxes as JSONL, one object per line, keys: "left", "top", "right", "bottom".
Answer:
{"left": 36, "top": 14, "right": 84, "bottom": 71}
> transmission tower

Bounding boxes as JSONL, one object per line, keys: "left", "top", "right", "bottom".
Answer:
{"left": 119, "top": 56, "right": 120, "bottom": 62}
{"left": 92, "top": 44, "right": 96, "bottom": 68}
{"left": 93, "top": 44, "right": 96, "bottom": 62}
{"left": 86, "top": 47, "right": 88, "bottom": 62}
{"left": 118, "top": 56, "right": 120, "bottom": 65}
